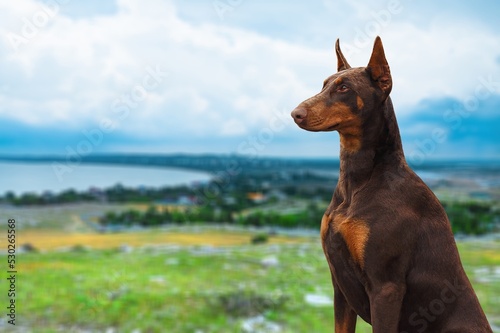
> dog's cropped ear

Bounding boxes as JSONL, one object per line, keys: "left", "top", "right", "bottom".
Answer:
{"left": 335, "top": 39, "right": 351, "bottom": 72}
{"left": 366, "top": 36, "right": 392, "bottom": 95}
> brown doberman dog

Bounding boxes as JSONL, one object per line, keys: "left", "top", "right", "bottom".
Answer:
{"left": 291, "top": 37, "right": 492, "bottom": 332}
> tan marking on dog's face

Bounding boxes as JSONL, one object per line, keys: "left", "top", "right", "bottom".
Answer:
{"left": 299, "top": 101, "right": 363, "bottom": 153}
{"left": 333, "top": 214, "right": 369, "bottom": 268}
{"left": 303, "top": 102, "right": 360, "bottom": 131}
{"left": 333, "top": 77, "right": 343, "bottom": 86}
{"left": 294, "top": 94, "right": 363, "bottom": 153}
{"left": 356, "top": 96, "right": 364, "bottom": 110}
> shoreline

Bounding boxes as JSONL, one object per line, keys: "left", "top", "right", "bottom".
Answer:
{"left": 0, "top": 161, "right": 212, "bottom": 196}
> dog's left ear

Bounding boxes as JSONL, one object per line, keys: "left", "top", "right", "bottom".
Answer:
{"left": 366, "top": 36, "right": 392, "bottom": 96}
{"left": 335, "top": 39, "right": 351, "bottom": 72}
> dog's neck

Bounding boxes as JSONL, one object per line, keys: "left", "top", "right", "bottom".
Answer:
{"left": 336, "top": 98, "right": 406, "bottom": 201}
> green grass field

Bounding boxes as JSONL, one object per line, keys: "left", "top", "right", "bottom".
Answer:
{"left": 3, "top": 204, "right": 500, "bottom": 332}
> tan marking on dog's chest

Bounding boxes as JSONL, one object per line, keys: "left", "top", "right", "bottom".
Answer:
{"left": 320, "top": 214, "right": 330, "bottom": 241}
{"left": 327, "top": 214, "right": 370, "bottom": 268}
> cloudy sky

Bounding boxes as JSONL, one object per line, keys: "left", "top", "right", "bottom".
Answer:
{"left": 0, "top": 0, "right": 499, "bottom": 160}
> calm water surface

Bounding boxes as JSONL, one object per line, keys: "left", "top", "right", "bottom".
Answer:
{"left": 0, "top": 162, "right": 211, "bottom": 195}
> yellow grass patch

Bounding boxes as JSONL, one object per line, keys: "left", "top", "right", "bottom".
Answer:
{"left": 22, "top": 261, "right": 76, "bottom": 272}
{"left": 19, "top": 230, "right": 307, "bottom": 251}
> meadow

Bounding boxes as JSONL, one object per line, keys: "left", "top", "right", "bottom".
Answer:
{"left": 2, "top": 204, "right": 500, "bottom": 332}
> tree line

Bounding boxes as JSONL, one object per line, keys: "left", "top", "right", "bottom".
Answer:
{"left": 99, "top": 201, "right": 498, "bottom": 236}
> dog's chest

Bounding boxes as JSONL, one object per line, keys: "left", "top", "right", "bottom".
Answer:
{"left": 321, "top": 213, "right": 369, "bottom": 269}
{"left": 321, "top": 212, "right": 371, "bottom": 320}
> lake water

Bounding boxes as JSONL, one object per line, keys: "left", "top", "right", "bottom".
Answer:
{"left": 0, "top": 162, "right": 211, "bottom": 195}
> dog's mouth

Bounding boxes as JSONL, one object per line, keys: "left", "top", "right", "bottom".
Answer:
{"left": 325, "top": 123, "right": 340, "bottom": 131}
{"left": 298, "top": 121, "right": 340, "bottom": 132}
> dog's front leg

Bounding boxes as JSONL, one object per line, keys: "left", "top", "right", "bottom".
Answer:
{"left": 369, "top": 282, "right": 406, "bottom": 332}
{"left": 334, "top": 283, "right": 357, "bottom": 333}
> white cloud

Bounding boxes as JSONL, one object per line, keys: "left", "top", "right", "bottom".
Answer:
{"left": 0, "top": 0, "right": 498, "bottom": 156}
{"left": 220, "top": 118, "right": 247, "bottom": 136}
{"left": 380, "top": 21, "right": 500, "bottom": 113}
{"left": 0, "top": 0, "right": 326, "bottom": 135}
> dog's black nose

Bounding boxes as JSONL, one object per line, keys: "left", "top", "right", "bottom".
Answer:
{"left": 291, "top": 107, "right": 307, "bottom": 124}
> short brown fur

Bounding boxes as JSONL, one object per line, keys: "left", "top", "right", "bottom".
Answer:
{"left": 291, "top": 37, "right": 492, "bottom": 332}
{"left": 356, "top": 96, "right": 364, "bottom": 110}
{"left": 332, "top": 214, "right": 369, "bottom": 268}
{"left": 320, "top": 214, "right": 330, "bottom": 241}
{"left": 335, "top": 307, "right": 356, "bottom": 333}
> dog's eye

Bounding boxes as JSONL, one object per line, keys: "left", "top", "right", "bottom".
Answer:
{"left": 337, "top": 84, "right": 349, "bottom": 92}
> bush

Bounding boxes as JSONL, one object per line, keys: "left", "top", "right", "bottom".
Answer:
{"left": 445, "top": 201, "right": 495, "bottom": 235}
{"left": 71, "top": 244, "right": 89, "bottom": 253}
{"left": 216, "top": 291, "right": 288, "bottom": 317}
{"left": 251, "top": 233, "right": 269, "bottom": 245}
{"left": 20, "top": 243, "right": 38, "bottom": 253}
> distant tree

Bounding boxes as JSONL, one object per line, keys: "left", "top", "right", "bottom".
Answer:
{"left": 172, "top": 210, "right": 189, "bottom": 224}
{"left": 99, "top": 211, "right": 118, "bottom": 225}
{"left": 5, "top": 191, "right": 16, "bottom": 202}
{"left": 15, "top": 193, "right": 42, "bottom": 205}
{"left": 161, "top": 208, "right": 173, "bottom": 223}
{"left": 121, "top": 209, "right": 142, "bottom": 226}
{"left": 59, "top": 189, "right": 79, "bottom": 203}
{"left": 445, "top": 202, "right": 494, "bottom": 235}
{"left": 196, "top": 206, "right": 215, "bottom": 222}
{"left": 143, "top": 206, "right": 162, "bottom": 226}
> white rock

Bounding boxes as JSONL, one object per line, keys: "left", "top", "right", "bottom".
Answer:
{"left": 241, "top": 315, "right": 282, "bottom": 333}
{"left": 149, "top": 276, "right": 166, "bottom": 284}
{"left": 165, "top": 258, "right": 179, "bottom": 265}
{"left": 304, "top": 294, "right": 332, "bottom": 307}
{"left": 261, "top": 256, "right": 279, "bottom": 268}
{"left": 119, "top": 244, "right": 133, "bottom": 253}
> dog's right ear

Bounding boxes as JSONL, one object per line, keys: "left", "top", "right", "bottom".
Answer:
{"left": 335, "top": 39, "right": 351, "bottom": 72}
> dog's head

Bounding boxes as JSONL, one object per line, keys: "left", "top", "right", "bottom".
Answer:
{"left": 291, "top": 37, "right": 392, "bottom": 151}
